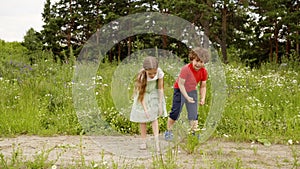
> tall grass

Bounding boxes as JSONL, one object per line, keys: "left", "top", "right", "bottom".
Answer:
{"left": 0, "top": 43, "right": 81, "bottom": 136}
{"left": 219, "top": 62, "right": 300, "bottom": 144}
{"left": 0, "top": 41, "right": 299, "bottom": 145}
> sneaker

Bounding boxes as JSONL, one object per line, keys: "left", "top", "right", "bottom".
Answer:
{"left": 139, "top": 143, "right": 147, "bottom": 150}
{"left": 164, "top": 130, "right": 173, "bottom": 141}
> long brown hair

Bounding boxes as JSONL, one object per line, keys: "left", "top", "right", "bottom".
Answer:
{"left": 135, "top": 56, "right": 158, "bottom": 103}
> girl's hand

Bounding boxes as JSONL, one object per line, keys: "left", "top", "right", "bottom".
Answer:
{"left": 158, "top": 104, "right": 163, "bottom": 116}
{"left": 145, "top": 111, "right": 150, "bottom": 119}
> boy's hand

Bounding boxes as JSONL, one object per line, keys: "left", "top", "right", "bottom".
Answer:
{"left": 199, "top": 98, "right": 205, "bottom": 105}
{"left": 187, "top": 96, "right": 195, "bottom": 103}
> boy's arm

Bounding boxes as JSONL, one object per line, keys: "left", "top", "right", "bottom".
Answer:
{"left": 199, "top": 81, "right": 207, "bottom": 105}
{"left": 178, "top": 77, "right": 195, "bottom": 103}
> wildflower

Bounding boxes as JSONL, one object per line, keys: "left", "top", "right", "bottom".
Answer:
{"left": 277, "top": 83, "right": 283, "bottom": 87}
{"left": 97, "top": 75, "right": 103, "bottom": 80}
{"left": 51, "top": 165, "right": 57, "bottom": 169}
{"left": 288, "top": 139, "right": 293, "bottom": 145}
{"left": 223, "top": 134, "right": 229, "bottom": 138}
{"left": 45, "top": 94, "right": 52, "bottom": 97}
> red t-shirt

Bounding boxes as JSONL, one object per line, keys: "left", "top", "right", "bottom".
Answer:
{"left": 174, "top": 63, "right": 208, "bottom": 92}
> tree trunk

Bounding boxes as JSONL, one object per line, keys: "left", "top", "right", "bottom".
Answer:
{"left": 118, "top": 44, "right": 121, "bottom": 62}
{"left": 269, "top": 37, "right": 273, "bottom": 62}
{"left": 275, "top": 21, "right": 279, "bottom": 63}
{"left": 297, "top": 4, "right": 300, "bottom": 59}
{"left": 162, "top": 27, "right": 168, "bottom": 57}
{"left": 109, "top": 49, "right": 113, "bottom": 62}
{"left": 297, "top": 30, "right": 300, "bottom": 58}
{"left": 221, "top": 7, "right": 228, "bottom": 64}
{"left": 67, "top": 0, "right": 72, "bottom": 49}
{"left": 286, "top": 25, "right": 291, "bottom": 57}
{"left": 127, "top": 37, "right": 131, "bottom": 60}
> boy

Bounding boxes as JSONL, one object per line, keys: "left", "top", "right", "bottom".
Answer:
{"left": 164, "top": 47, "right": 209, "bottom": 141}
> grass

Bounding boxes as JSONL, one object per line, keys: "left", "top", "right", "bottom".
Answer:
{"left": 220, "top": 63, "right": 300, "bottom": 144}
{"left": 0, "top": 41, "right": 299, "bottom": 167}
{"left": 1, "top": 45, "right": 300, "bottom": 140}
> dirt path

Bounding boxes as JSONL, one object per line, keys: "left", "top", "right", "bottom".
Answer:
{"left": 0, "top": 135, "right": 299, "bottom": 168}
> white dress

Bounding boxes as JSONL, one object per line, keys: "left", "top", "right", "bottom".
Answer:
{"left": 130, "top": 68, "right": 167, "bottom": 123}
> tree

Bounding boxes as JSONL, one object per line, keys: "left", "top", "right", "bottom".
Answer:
{"left": 41, "top": 0, "right": 64, "bottom": 57}
{"left": 39, "top": 0, "right": 299, "bottom": 64}
{"left": 245, "top": 0, "right": 300, "bottom": 64}
{"left": 282, "top": 0, "right": 300, "bottom": 58}
{"left": 22, "top": 28, "right": 43, "bottom": 51}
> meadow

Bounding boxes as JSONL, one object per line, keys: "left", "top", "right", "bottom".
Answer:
{"left": 0, "top": 41, "right": 299, "bottom": 168}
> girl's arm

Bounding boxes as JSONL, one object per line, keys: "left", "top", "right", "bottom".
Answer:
{"left": 178, "top": 77, "right": 195, "bottom": 103}
{"left": 199, "top": 81, "right": 207, "bottom": 105}
{"left": 141, "top": 100, "right": 149, "bottom": 118}
{"left": 158, "top": 78, "right": 164, "bottom": 115}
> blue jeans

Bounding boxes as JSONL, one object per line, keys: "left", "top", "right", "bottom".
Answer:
{"left": 169, "top": 88, "right": 198, "bottom": 121}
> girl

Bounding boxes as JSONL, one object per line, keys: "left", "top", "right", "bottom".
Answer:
{"left": 130, "top": 56, "right": 167, "bottom": 151}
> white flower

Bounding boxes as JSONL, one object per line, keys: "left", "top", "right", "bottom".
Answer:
{"left": 51, "top": 165, "right": 57, "bottom": 169}
{"left": 97, "top": 75, "right": 103, "bottom": 80}
{"left": 288, "top": 139, "right": 293, "bottom": 145}
{"left": 45, "top": 94, "right": 52, "bottom": 97}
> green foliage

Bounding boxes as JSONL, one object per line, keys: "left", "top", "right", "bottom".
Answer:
{"left": 36, "top": 0, "right": 300, "bottom": 64}
{"left": 1, "top": 40, "right": 300, "bottom": 145}
{"left": 0, "top": 42, "right": 81, "bottom": 136}
{"left": 0, "top": 41, "right": 299, "bottom": 168}
{"left": 22, "top": 28, "right": 43, "bottom": 52}
{"left": 218, "top": 62, "right": 300, "bottom": 143}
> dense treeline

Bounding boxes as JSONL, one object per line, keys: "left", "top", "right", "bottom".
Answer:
{"left": 21, "top": 0, "right": 299, "bottom": 66}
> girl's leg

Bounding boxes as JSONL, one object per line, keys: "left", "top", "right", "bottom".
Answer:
{"left": 140, "top": 123, "right": 147, "bottom": 150}
{"left": 151, "top": 119, "right": 160, "bottom": 151}
{"left": 140, "top": 123, "right": 147, "bottom": 139}
{"left": 151, "top": 119, "right": 159, "bottom": 136}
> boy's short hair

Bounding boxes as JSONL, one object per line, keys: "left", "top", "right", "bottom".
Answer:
{"left": 189, "top": 47, "right": 210, "bottom": 63}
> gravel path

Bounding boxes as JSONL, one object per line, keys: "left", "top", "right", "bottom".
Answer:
{"left": 0, "top": 135, "right": 299, "bottom": 168}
